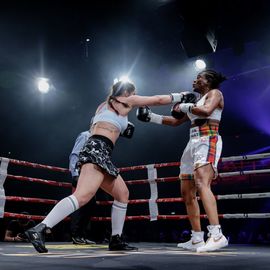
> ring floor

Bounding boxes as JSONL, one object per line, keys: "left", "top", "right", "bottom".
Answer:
{"left": 0, "top": 242, "right": 269, "bottom": 270}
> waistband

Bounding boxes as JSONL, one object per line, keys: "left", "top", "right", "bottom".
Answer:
{"left": 90, "top": 134, "right": 114, "bottom": 149}
{"left": 190, "top": 125, "right": 219, "bottom": 138}
{"left": 191, "top": 119, "right": 220, "bottom": 127}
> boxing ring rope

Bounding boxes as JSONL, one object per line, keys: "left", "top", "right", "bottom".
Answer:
{"left": 122, "top": 169, "right": 270, "bottom": 185}
{"left": 90, "top": 213, "right": 270, "bottom": 221}
{"left": 7, "top": 175, "right": 71, "bottom": 188}
{"left": 96, "top": 192, "right": 270, "bottom": 205}
{"left": 4, "top": 191, "right": 270, "bottom": 207}
{"left": 0, "top": 157, "right": 69, "bottom": 173}
{"left": 118, "top": 153, "right": 270, "bottom": 171}
{"left": 3, "top": 211, "right": 270, "bottom": 223}
{"left": 1, "top": 153, "right": 270, "bottom": 222}
{"left": 4, "top": 168, "right": 270, "bottom": 188}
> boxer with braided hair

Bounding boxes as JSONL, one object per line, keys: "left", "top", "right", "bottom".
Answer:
{"left": 137, "top": 69, "right": 228, "bottom": 252}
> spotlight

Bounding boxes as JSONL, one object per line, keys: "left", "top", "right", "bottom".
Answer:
{"left": 119, "top": 76, "right": 130, "bottom": 83}
{"left": 113, "top": 75, "right": 131, "bottom": 85}
{"left": 37, "top": 77, "right": 50, "bottom": 93}
{"left": 195, "top": 59, "right": 206, "bottom": 70}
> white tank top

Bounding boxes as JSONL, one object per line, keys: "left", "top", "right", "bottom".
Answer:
{"left": 187, "top": 93, "right": 222, "bottom": 122}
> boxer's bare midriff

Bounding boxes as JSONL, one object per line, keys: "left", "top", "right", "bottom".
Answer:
{"left": 92, "top": 122, "right": 120, "bottom": 145}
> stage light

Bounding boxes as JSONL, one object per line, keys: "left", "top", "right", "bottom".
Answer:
{"left": 195, "top": 59, "right": 206, "bottom": 70}
{"left": 119, "top": 76, "right": 130, "bottom": 83}
{"left": 37, "top": 77, "right": 50, "bottom": 93}
{"left": 113, "top": 76, "right": 131, "bottom": 85}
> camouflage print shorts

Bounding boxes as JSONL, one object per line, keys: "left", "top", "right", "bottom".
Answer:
{"left": 77, "top": 135, "right": 119, "bottom": 178}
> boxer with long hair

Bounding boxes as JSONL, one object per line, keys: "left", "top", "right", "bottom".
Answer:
{"left": 25, "top": 80, "right": 191, "bottom": 253}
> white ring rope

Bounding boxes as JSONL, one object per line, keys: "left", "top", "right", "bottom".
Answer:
{"left": 223, "top": 213, "right": 270, "bottom": 219}
{"left": 217, "top": 192, "right": 270, "bottom": 200}
{"left": 220, "top": 153, "right": 270, "bottom": 162}
{"left": 219, "top": 169, "right": 270, "bottom": 178}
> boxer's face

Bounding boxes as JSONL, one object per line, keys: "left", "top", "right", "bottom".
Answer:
{"left": 193, "top": 73, "right": 209, "bottom": 93}
{"left": 123, "top": 90, "right": 135, "bottom": 97}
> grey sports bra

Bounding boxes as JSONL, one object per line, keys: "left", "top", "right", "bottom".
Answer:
{"left": 92, "top": 102, "right": 128, "bottom": 133}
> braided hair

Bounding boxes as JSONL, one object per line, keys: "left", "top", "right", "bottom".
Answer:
{"left": 199, "top": 69, "right": 227, "bottom": 89}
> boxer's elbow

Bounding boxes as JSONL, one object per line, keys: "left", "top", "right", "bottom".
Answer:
{"left": 196, "top": 108, "right": 212, "bottom": 117}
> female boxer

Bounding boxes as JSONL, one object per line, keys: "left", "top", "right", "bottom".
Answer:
{"left": 137, "top": 70, "right": 228, "bottom": 252}
{"left": 25, "top": 80, "right": 190, "bottom": 253}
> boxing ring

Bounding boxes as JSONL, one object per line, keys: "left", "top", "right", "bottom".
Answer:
{"left": 0, "top": 153, "right": 270, "bottom": 270}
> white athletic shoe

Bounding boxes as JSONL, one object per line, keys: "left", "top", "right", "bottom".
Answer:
{"left": 196, "top": 234, "right": 228, "bottom": 252}
{"left": 177, "top": 231, "right": 205, "bottom": 251}
{"left": 177, "top": 239, "right": 205, "bottom": 251}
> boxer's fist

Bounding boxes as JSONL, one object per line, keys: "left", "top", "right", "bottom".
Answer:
{"left": 171, "top": 102, "right": 185, "bottom": 119}
{"left": 171, "top": 91, "right": 197, "bottom": 103}
{"left": 136, "top": 106, "right": 163, "bottom": 124}
{"left": 171, "top": 92, "right": 197, "bottom": 119}
{"left": 136, "top": 106, "right": 152, "bottom": 122}
{"left": 121, "top": 122, "right": 135, "bottom": 139}
{"left": 180, "top": 92, "right": 197, "bottom": 103}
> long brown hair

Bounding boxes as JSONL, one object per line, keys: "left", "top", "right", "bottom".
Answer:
{"left": 107, "top": 81, "right": 135, "bottom": 113}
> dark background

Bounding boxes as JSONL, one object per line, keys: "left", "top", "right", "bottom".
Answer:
{"left": 1, "top": 0, "right": 270, "bottom": 243}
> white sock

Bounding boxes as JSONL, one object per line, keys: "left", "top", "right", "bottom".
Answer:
{"left": 111, "top": 200, "right": 127, "bottom": 236}
{"left": 207, "top": 225, "right": 222, "bottom": 238}
{"left": 42, "top": 195, "right": 79, "bottom": 228}
{"left": 191, "top": 230, "right": 204, "bottom": 243}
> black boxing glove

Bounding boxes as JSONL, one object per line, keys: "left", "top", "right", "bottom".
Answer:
{"left": 121, "top": 121, "right": 135, "bottom": 139}
{"left": 171, "top": 102, "right": 185, "bottom": 119}
{"left": 136, "top": 106, "right": 163, "bottom": 124}
{"left": 171, "top": 92, "right": 197, "bottom": 119}
{"left": 136, "top": 106, "right": 151, "bottom": 122}
{"left": 181, "top": 92, "right": 197, "bottom": 103}
{"left": 170, "top": 91, "right": 196, "bottom": 103}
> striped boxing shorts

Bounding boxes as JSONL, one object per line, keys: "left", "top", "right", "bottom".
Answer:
{"left": 179, "top": 125, "right": 222, "bottom": 181}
